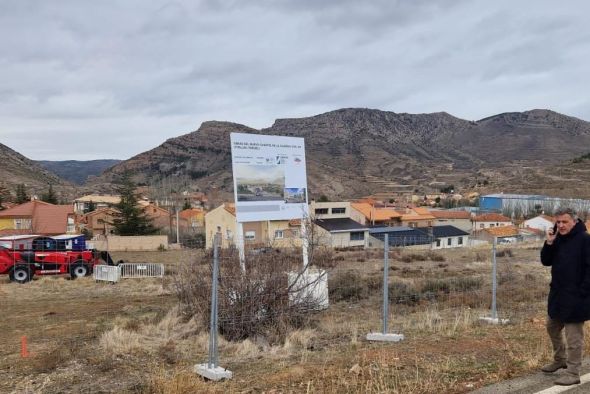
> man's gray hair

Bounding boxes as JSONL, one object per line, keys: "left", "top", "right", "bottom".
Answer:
{"left": 555, "top": 207, "right": 578, "bottom": 220}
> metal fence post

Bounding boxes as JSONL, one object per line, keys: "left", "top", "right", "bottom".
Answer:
{"left": 195, "top": 231, "right": 232, "bottom": 380}
{"left": 209, "top": 232, "right": 220, "bottom": 368}
{"left": 478, "top": 237, "right": 508, "bottom": 324}
{"left": 382, "top": 233, "right": 389, "bottom": 334}
{"left": 367, "top": 233, "right": 404, "bottom": 342}
{"left": 491, "top": 237, "right": 497, "bottom": 320}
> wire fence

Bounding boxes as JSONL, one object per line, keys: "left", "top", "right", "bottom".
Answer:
{"left": 0, "top": 235, "right": 550, "bottom": 392}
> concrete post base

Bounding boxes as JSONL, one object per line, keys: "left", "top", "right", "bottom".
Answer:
{"left": 479, "top": 316, "right": 510, "bottom": 325}
{"left": 194, "top": 363, "right": 233, "bottom": 381}
{"left": 366, "top": 332, "right": 405, "bottom": 342}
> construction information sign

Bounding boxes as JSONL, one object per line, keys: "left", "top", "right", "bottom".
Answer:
{"left": 230, "top": 132, "right": 308, "bottom": 222}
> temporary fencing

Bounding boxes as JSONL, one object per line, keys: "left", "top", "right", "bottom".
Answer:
{"left": 119, "top": 263, "right": 165, "bottom": 279}
{"left": 1, "top": 232, "right": 551, "bottom": 392}
{"left": 93, "top": 265, "right": 120, "bottom": 282}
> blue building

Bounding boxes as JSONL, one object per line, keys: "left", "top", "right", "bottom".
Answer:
{"left": 480, "top": 193, "right": 590, "bottom": 217}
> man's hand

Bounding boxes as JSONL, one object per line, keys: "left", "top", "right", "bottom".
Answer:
{"left": 546, "top": 227, "right": 557, "bottom": 245}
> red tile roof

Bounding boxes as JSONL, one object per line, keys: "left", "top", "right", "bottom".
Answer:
{"left": 473, "top": 213, "right": 512, "bottom": 222}
{"left": 0, "top": 201, "right": 74, "bottom": 235}
{"left": 179, "top": 208, "right": 204, "bottom": 220}
{"left": 0, "top": 200, "right": 54, "bottom": 217}
{"left": 482, "top": 226, "right": 520, "bottom": 237}
{"left": 430, "top": 210, "right": 471, "bottom": 219}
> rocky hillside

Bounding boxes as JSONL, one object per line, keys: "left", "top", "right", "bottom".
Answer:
{"left": 36, "top": 160, "right": 121, "bottom": 185}
{"left": 0, "top": 142, "right": 70, "bottom": 198}
{"left": 92, "top": 108, "right": 590, "bottom": 201}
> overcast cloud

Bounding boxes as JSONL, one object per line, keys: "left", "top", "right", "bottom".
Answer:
{"left": 0, "top": 0, "right": 589, "bottom": 160}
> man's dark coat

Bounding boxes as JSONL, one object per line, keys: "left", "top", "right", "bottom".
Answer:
{"left": 541, "top": 220, "right": 590, "bottom": 322}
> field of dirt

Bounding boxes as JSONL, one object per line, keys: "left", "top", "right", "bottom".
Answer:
{"left": 2, "top": 244, "right": 588, "bottom": 393}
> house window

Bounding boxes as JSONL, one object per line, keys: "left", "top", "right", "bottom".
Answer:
{"left": 436, "top": 239, "right": 441, "bottom": 247}
{"left": 67, "top": 217, "right": 75, "bottom": 233}
{"left": 409, "top": 222, "right": 417, "bottom": 228}
{"left": 350, "top": 231, "right": 364, "bottom": 241}
{"left": 490, "top": 224, "right": 495, "bottom": 228}
{"left": 291, "top": 229, "right": 300, "bottom": 238}
{"left": 447, "top": 238, "right": 452, "bottom": 246}
{"left": 226, "top": 229, "right": 233, "bottom": 240}
{"left": 274, "top": 230, "right": 284, "bottom": 239}
{"left": 479, "top": 224, "right": 484, "bottom": 229}
{"left": 244, "top": 231, "right": 256, "bottom": 241}
{"left": 14, "top": 219, "right": 31, "bottom": 230}
{"left": 315, "top": 208, "right": 329, "bottom": 215}
{"left": 331, "top": 207, "right": 346, "bottom": 214}
{"left": 458, "top": 237, "right": 463, "bottom": 245}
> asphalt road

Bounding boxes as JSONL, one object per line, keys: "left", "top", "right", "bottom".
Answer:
{"left": 471, "top": 359, "right": 590, "bottom": 394}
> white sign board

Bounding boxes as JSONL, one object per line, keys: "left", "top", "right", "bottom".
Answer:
{"left": 230, "top": 132, "right": 308, "bottom": 222}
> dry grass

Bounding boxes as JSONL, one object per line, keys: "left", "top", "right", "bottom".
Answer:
{"left": 1, "top": 244, "right": 567, "bottom": 394}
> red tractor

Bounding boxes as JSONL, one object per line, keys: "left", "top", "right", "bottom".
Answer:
{"left": 0, "top": 246, "right": 116, "bottom": 283}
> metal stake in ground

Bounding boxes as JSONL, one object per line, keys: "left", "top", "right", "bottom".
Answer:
{"left": 367, "top": 233, "right": 404, "bottom": 342}
{"left": 195, "top": 232, "right": 232, "bottom": 380}
{"left": 479, "top": 237, "right": 509, "bottom": 325}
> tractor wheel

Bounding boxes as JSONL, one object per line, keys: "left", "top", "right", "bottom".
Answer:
{"left": 70, "top": 263, "right": 89, "bottom": 279}
{"left": 12, "top": 265, "right": 34, "bottom": 284}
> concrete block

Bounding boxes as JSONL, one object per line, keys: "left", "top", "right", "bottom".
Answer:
{"left": 479, "top": 316, "right": 510, "bottom": 325}
{"left": 194, "top": 363, "right": 233, "bottom": 381}
{"left": 366, "top": 332, "right": 405, "bottom": 342}
{"left": 288, "top": 269, "right": 329, "bottom": 310}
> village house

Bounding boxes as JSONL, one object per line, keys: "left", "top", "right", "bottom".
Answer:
{"left": 471, "top": 213, "right": 513, "bottom": 231}
{"left": 399, "top": 207, "right": 436, "bottom": 228}
{"left": 0, "top": 200, "right": 77, "bottom": 236}
{"left": 80, "top": 207, "right": 118, "bottom": 236}
{"left": 179, "top": 208, "right": 205, "bottom": 231}
{"left": 430, "top": 210, "right": 472, "bottom": 232}
{"left": 73, "top": 195, "right": 120, "bottom": 214}
{"left": 474, "top": 225, "right": 520, "bottom": 243}
{"left": 350, "top": 200, "right": 402, "bottom": 227}
{"left": 431, "top": 226, "right": 470, "bottom": 249}
{"left": 204, "top": 203, "right": 302, "bottom": 249}
{"left": 522, "top": 214, "right": 554, "bottom": 232}
{"left": 79, "top": 203, "right": 174, "bottom": 237}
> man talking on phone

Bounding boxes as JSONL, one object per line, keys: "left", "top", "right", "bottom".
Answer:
{"left": 540, "top": 207, "right": 590, "bottom": 386}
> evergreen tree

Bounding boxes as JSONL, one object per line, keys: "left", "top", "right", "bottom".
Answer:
{"left": 15, "top": 184, "right": 29, "bottom": 204}
{"left": 111, "top": 174, "right": 158, "bottom": 235}
{"left": 41, "top": 184, "right": 59, "bottom": 204}
{"left": 182, "top": 199, "right": 192, "bottom": 210}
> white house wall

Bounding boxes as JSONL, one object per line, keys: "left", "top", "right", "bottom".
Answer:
{"left": 432, "top": 235, "right": 468, "bottom": 249}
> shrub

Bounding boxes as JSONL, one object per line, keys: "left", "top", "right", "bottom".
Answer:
{"left": 330, "top": 271, "right": 367, "bottom": 302}
{"left": 421, "top": 277, "right": 483, "bottom": 295}
{"left": 400, "top": 253, "right": 427, "bottom": 263}
{"left": 310, "top": 246, "right": 336, "bottom": 268}
{"left": 426, "top": 252, "right": 446, "bottom": 262}
{"left": 389, "top": 281, "right": 421, "bottom": 305}
{"left": 496, "top": 249, "right": 513, "bottom": 258}
{"left": 174, "top": 248, "right": 319, "bottom": 343}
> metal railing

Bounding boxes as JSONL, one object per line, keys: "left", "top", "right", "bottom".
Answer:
{"left": 119, "top": 263, "right": 165, "bottom": 279}
{"left": 93, "top": 265, "right": 121, "bottom": 282}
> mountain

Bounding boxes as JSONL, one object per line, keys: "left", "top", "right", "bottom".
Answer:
{"left": 0, "top": 142, "right": 70, "bottom": 198}
{"left": 36, "top": 160, "right": 121, "bottom": 185}
{"left": 86, "top": 108, "right": 590, "bottom": 202}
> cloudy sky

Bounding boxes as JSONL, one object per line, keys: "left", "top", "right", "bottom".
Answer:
{"left": 1, "top": 0, "right": 589, "bottom": 160}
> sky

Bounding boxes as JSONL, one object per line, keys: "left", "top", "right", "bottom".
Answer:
{"left": 1, "top": 0, "right": 589, "bottom": 161}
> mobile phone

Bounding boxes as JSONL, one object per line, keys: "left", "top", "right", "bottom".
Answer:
{"left": 552, "top": 223, "right": 557, "bottom": 235}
